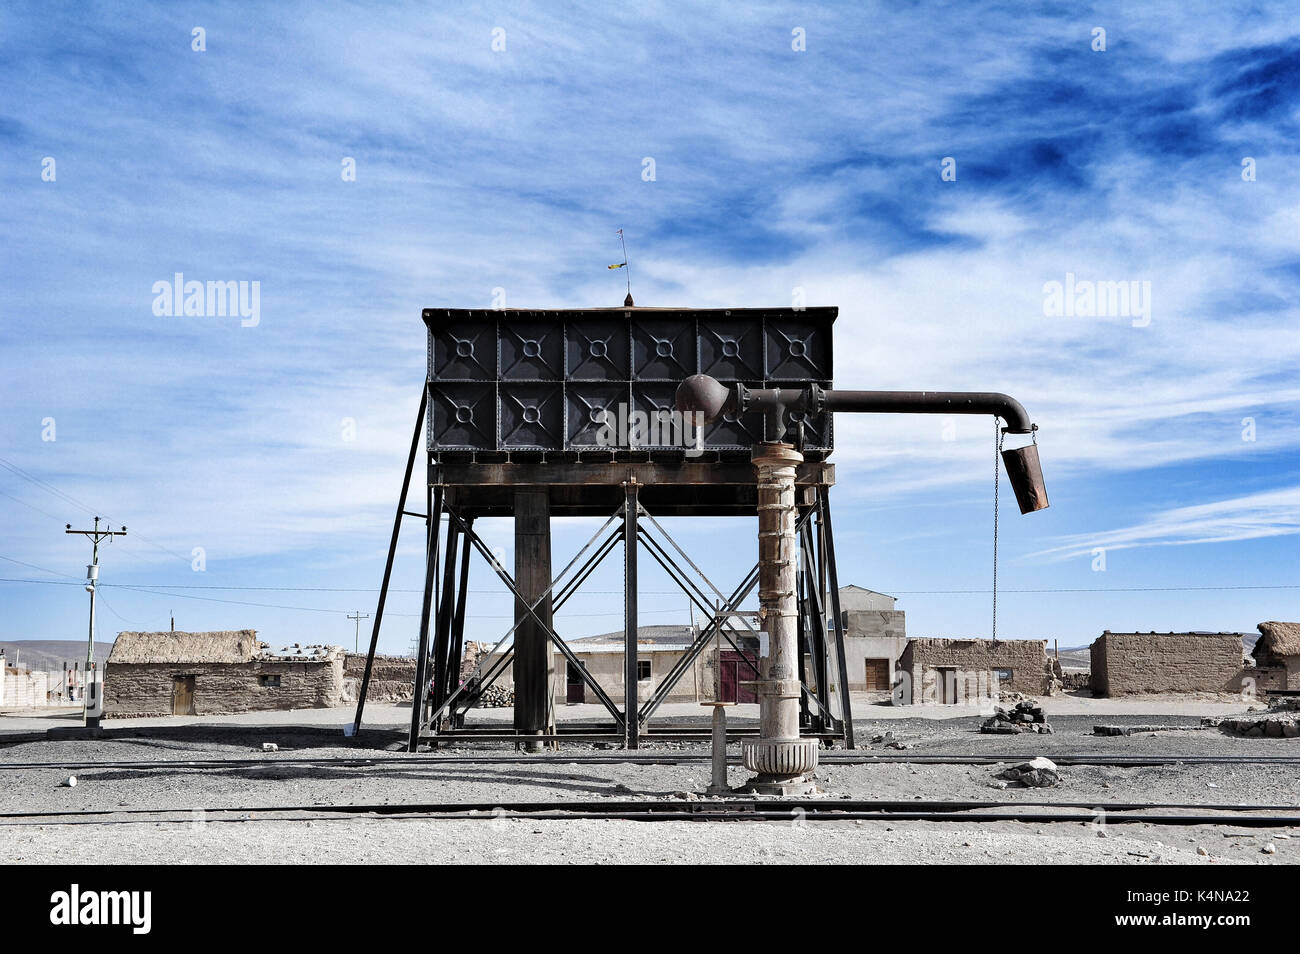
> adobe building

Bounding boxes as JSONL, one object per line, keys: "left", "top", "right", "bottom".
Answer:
{"left": 553, "top": 626, "right": 714, "bottom": 705}
{"left": 896, "top": 637, "right": 1050, "bottom": 705}
{"left": 836, "top": 585, "right": 907, "bottom": 692}
{"left": 105, "top": 630, "right": 344, "bottom": 717}
{"left": 1249, "top": 621, "right": 1300, "bottom": 691}
{"left": 342, "top": 652, "right": 417, "bottom": 703}
{"left": 1089, "top": 631, "right": 1245, "bottom": 697}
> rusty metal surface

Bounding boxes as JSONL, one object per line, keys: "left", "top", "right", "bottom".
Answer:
{"left": 424, "top": 307, "right": 836, "bottom": 454}
{"left": 1001, "top": 442, "right": 1050, "bottom": 513}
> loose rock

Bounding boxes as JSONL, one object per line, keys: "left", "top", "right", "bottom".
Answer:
{"left": 1000, "top": 756, "right": 1060, "bottom": 788}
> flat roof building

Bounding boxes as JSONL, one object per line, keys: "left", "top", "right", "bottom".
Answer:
{"left": 105, "top": 630, "right": 344, "bottom": 718}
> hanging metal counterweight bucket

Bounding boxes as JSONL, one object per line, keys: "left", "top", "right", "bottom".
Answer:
{"left": 1001, "top": 441, "right": 1049, "bottom": 514}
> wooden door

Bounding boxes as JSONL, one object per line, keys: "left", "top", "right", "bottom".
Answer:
{"left": 719, "top": 651, "right": 758, "bottom": 704}
{"left": 864, "top": 658, "right": 890, "bottom": 691}
{"left": 937, "top": 668, "right": 956, "bottom": 705}
{"left": 172, "top": 675, "right": 195, "bottom": 715}
{"left": 720, "top": 658, "right": 737, "bottom": 702}
{"left": 565, "top": 662, "right": 584, "bottom": 704}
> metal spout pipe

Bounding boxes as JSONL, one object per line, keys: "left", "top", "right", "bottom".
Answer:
{"left": 674, "top": 375, "right": 1037, "bottom": 435}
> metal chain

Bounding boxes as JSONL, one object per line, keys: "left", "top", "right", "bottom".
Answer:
{"left": 992, "top": 419, "right": 1002, "bottom": 643}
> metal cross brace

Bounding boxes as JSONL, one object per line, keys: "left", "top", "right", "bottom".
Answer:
{"left": 436, "top": 506, "right": 627, "bottom": 727}
{"left": 446, "top": 527, "right": 623, "bottom": 722}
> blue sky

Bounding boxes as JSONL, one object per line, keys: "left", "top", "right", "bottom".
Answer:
{"left": 1, "top": 2, "right": 1297, "bottom": 655}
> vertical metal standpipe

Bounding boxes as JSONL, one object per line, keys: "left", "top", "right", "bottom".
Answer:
{"left": 741, "top": 442, "right": 819, "bottom": 794}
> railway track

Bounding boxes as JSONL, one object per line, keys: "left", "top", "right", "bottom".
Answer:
{"left": 0, "top": 751, "right": 1298, "bottom": 772}
{"left": 2, "top": 797, "right": 1298, "bottom": 828}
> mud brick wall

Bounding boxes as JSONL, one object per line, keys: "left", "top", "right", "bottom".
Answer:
{"left": 899, "top": 638, "right": 1048, "bottom": 704}
{"left": 1233, "top": 666, "right": 1287, "bottom": 698}
{"left": 1089, "top": 632, "right": 1243, "bottom": 696}
{"left": 105, "top": 657, "right": 344, "bottom": 717}
{"left": 342, "top": 653, "right": 416, "bottom": 703}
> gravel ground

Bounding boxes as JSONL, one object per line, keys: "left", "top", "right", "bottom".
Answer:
{"left": 1, "top": 816, "right": 1288, "bottom": 865}
{"left": 2, "top": 699, "right": 1297, "bottom": 864}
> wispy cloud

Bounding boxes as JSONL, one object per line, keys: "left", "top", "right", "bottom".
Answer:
{"left": 1032, "top": 486, "right": 1300, "bottom": 561}
{"left": 1, "top": 3, "right": 1297, "bottom": 646}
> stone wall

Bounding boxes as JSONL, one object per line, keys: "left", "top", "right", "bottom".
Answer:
{"left": 341, "top": 653, "right": 415, "bottom": 703}
{"left": 897, "top": 638, "right": 1049, "bottom": 705}
{"left": 105, "top": 657, "right": 344, "bottom": 718}
{"left": 1089, "top": 632, "right": 1243, "bottom": 696}
{"left": 1281, "top": 657, "right": 1300, "bottom": 691}
{"left": 1232, "top": 666, "right": 1286, "bottom": 697}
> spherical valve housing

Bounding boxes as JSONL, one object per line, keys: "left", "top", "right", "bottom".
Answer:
{"left": 674, "top": 373, "right": 734, "bottom": 424}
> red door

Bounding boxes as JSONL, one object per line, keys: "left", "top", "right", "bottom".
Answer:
{"left": 719, "top": 651, "right": 758, "bottom": 704}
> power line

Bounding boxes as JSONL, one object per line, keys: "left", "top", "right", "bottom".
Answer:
{"left": 0, "top": 578, "right": 702, "bottom": 619}
{"left": 890, "top": 584, "right": 1300, "bottom": 594}
{"left": 2, "top": 575, "right": 1296, "bottom": 596}
{"left": 0, "top": 457, "right": 98, "bottom": 517}
{"left": 0, "top": 488, "right": 64, "bottom": 522}
{"left": 94, "top": 589, "right": 142, "bottom": 626}
{"left": 0, "top": 555, "right": 80, "bottom": 579}
{"left": 0, "top": 455, "right": 193, "bottom": 567}
{"left": 0, "top": 573, "right": 689, "bottom": 595}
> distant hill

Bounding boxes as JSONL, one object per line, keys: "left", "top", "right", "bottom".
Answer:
{"left": 1052, "top": 645, "right": 1092, "bottom": 672}
{"left": 0, "top": 640, "right": 116, "bottom": 671}
{"left": 1054, "top": 632, "right": 1260, "bottom": 672}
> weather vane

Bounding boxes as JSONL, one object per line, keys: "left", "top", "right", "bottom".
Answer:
{"left": 608, "top": 228, "right": 633, "bottom": 306}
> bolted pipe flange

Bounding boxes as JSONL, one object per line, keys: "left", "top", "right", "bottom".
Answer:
{"left": 742, "top": 737, "right": 819, "bottom": 777}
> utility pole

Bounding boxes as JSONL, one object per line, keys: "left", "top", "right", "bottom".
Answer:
{"left": 348, "top": 610, "right": 370, "bottom": 654}
{"left": 66, "top": 517, "right": 126, "bottom": 724}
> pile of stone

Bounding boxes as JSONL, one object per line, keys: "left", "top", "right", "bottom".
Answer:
{"left": 1059, "top": 672, "right": 1091, "bottom": 690}
{"left": 999, "top": 756, "right": 1060, "bottom": 787}
{"left": 1209, "top": 715, "right": 1300, "bottom": 738}
{"left": 1094, "top": 723, "right": 1207, "bottom": 736}
{"left": 980, "top": 699, "right": 1052, "bottom": 734}
{"left": 477, "top": 685, "right": 515, "bottom": 708}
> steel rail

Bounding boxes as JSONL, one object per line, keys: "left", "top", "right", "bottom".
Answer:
{"left": 2, "top": 752, "right": 1299, "bottom": 772}
{"left": 0, "top": 798, "right": 1297, "bottom": 828}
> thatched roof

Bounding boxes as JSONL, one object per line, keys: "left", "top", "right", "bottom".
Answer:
{"left": 1257, "top": 621, "right": 1300, "bottom": 658}
{"left": 108, "top": 630, "right": 259, "bottom": 664}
